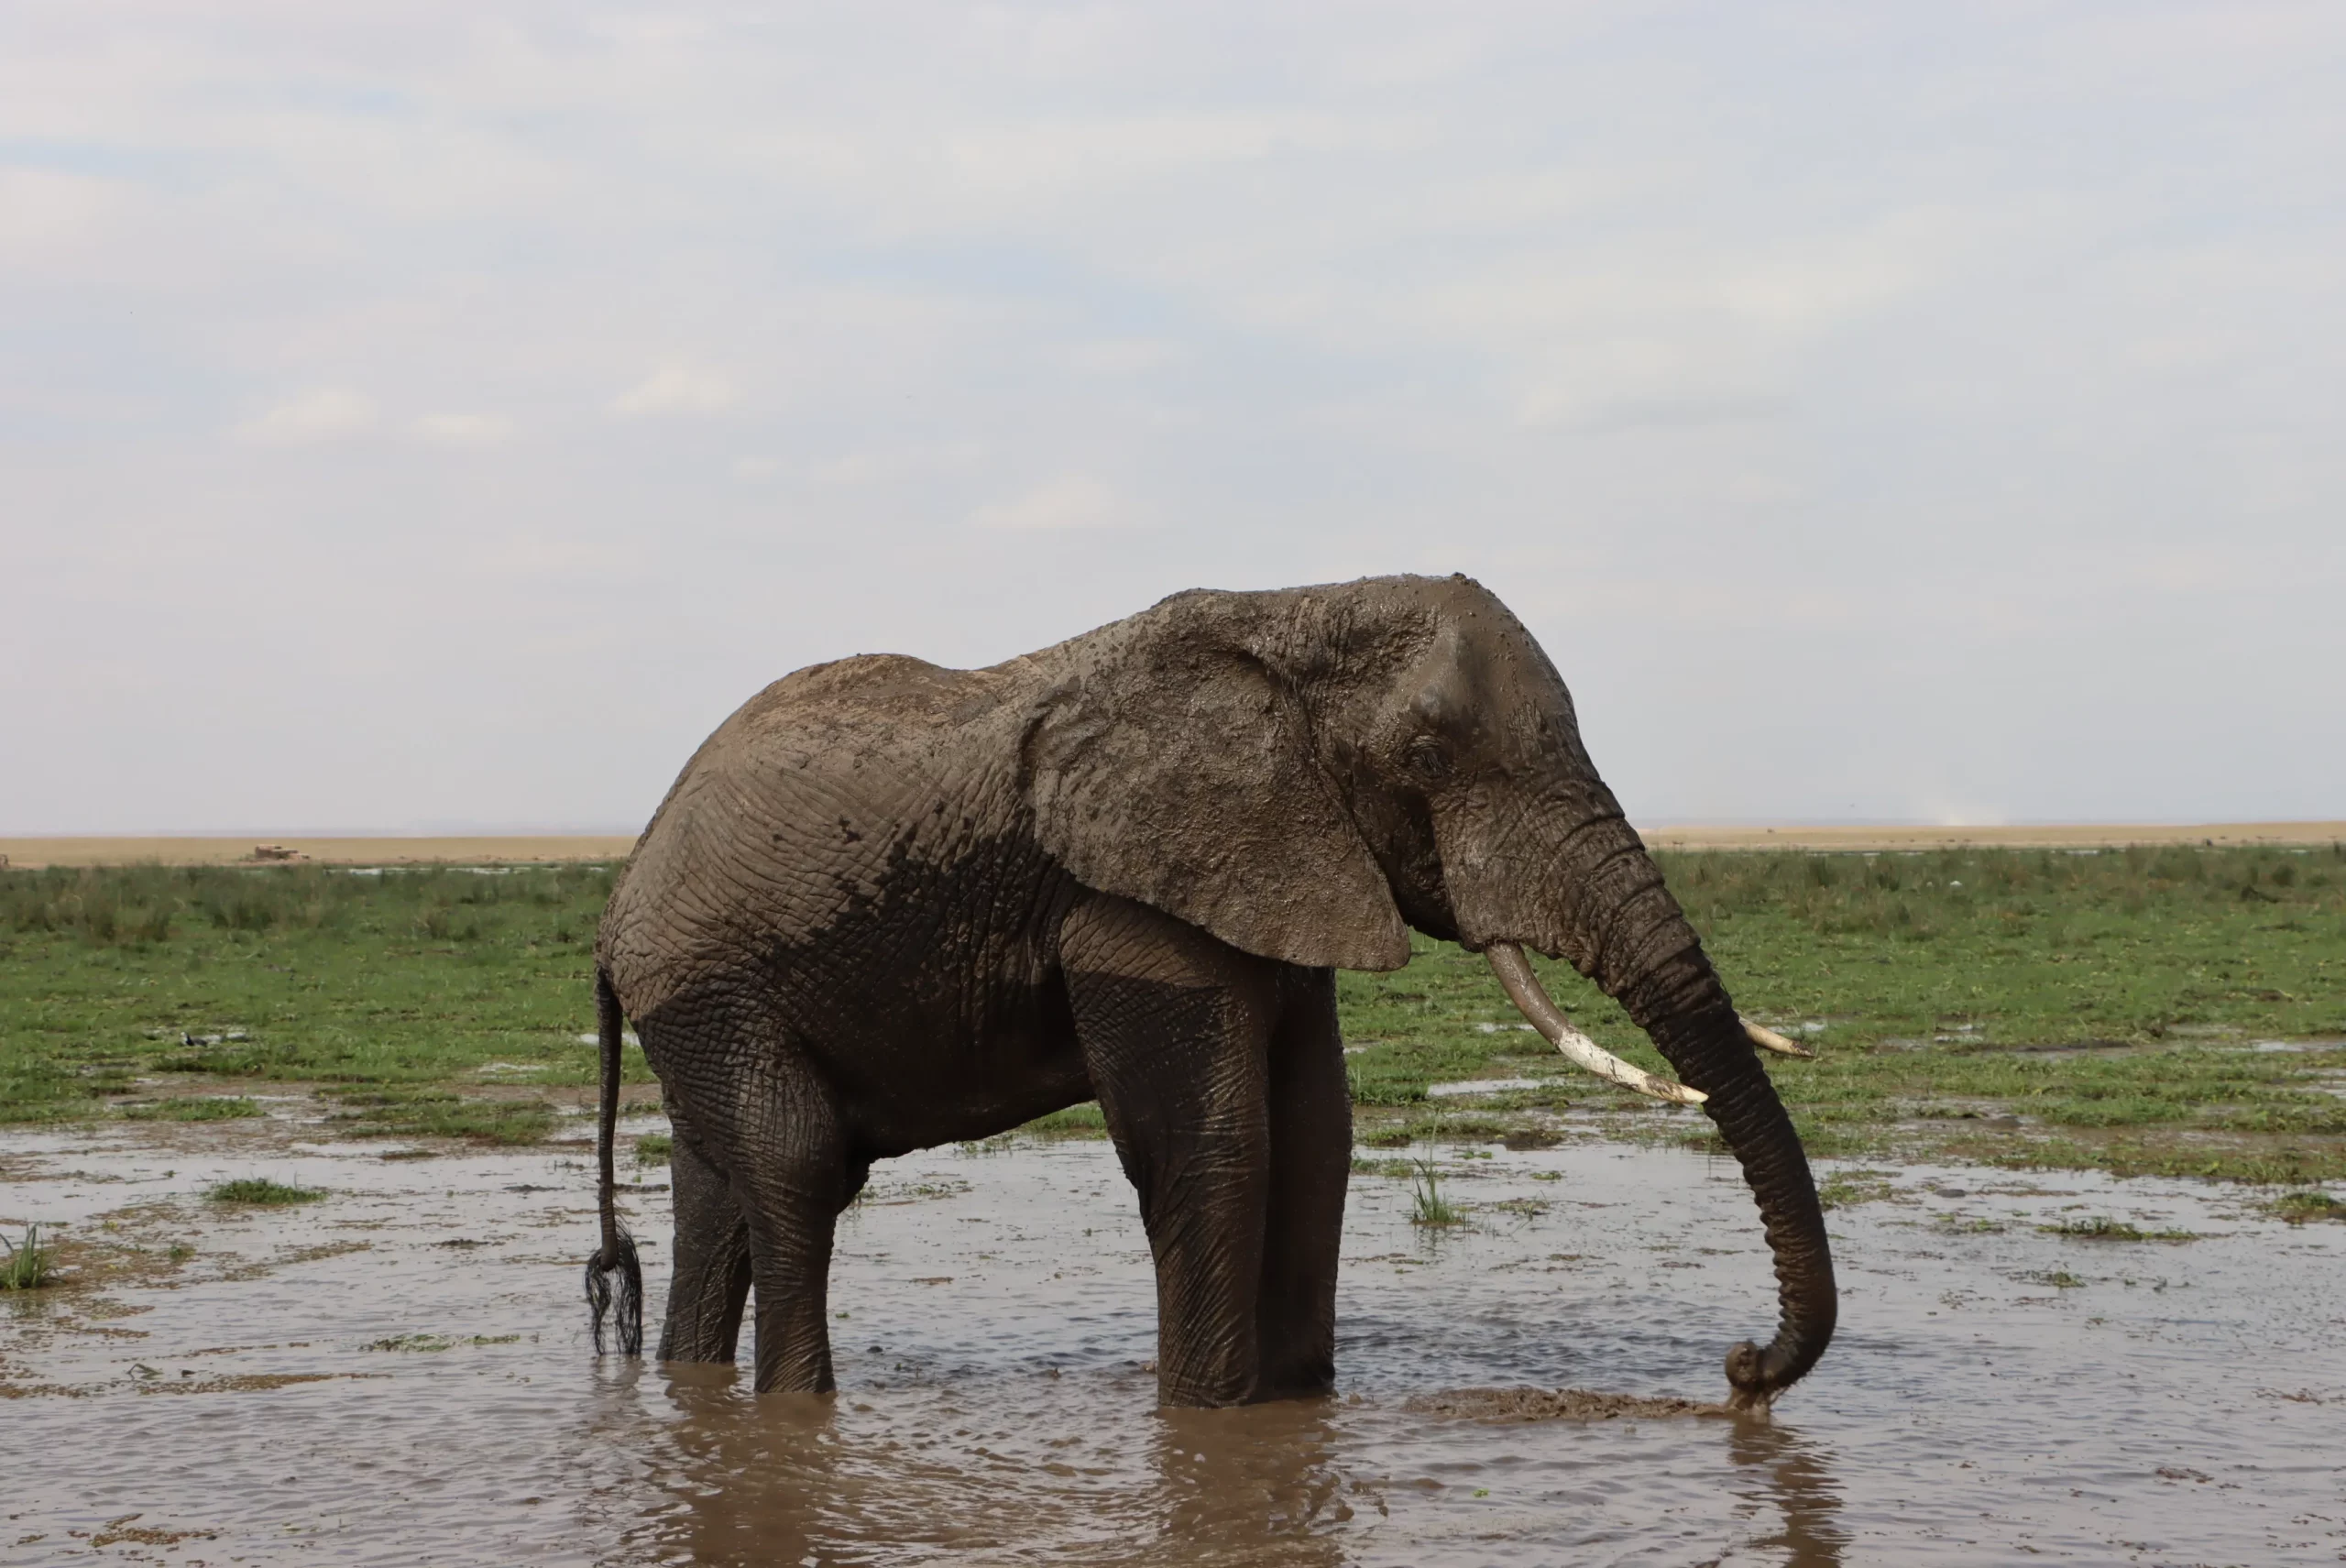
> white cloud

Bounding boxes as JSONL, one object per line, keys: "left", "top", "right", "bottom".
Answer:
{"left": 943, "top": 111, "right": 1425, "bottom": 196}
{"left": 235, "top": 388, "right": 377, "bottom": 445}
{"left": 0, "top": 170, "right": 115, "bottom": 258}
{"left": 413, "top": 412, "right": 513, "bottom": 447}
{"left": 467, "top": 539, "right": 638, "bottom": 577}
{"left": 1066, "top": 338, "right": 1189, "bottom": 375}
{"left": 610, "top": 363, "right": 736, "bottom": 417}
{"left": 809, "top": 441, "right": 989, "bottom": 487}
{"left": 970, "top": 476, "right": 1127, "bottom": 531}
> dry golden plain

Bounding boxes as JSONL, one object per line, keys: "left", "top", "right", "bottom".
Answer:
{"left": 1639, "top": 820, "right": 2346, "bottom": 851}
{"left": 0, "top": 835, "right": 639, "bottom": 869}
{"left": 4, "top": 822, "right": 2340, "bottom": 869}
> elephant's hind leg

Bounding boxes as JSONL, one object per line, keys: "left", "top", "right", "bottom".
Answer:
{"left": 659, "top": 1104, "right": 751, "bottom": 1365}
{"left": 724, "top": 1047, "right": 855, "bottom": 1395}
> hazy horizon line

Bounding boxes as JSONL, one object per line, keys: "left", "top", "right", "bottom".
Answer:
{"left": 8, "top": 817, "right": 2342, "bottom": 840}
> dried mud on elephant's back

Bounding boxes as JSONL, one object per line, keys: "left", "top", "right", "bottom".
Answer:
{"left": 1403, "top": 1387, "right": 1734, "bottom": 1422}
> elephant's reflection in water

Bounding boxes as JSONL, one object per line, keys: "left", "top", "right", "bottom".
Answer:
{"left": 1729, "top": 1419, "right": 1848, "bottom": 1568}
{"left": 631, "top": 1367, "right": 854, "bottom": 1566}
{"left": 1150, "top": 1402, "right": 1350, "bottom": 1567}
{"left": 624, "top": 1368, "right": 1348, "bottom": 1567}
{"left": 620, "top": 1365, "right": 1840, "bottom": 1567}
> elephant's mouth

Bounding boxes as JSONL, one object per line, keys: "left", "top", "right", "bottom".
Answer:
{"left": 1484, "top": 942, "right": 1813, "bottom": 1103}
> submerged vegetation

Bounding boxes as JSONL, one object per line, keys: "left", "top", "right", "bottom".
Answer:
{"left": 205, "top": 1178, "right": 325, "bottom": 1206}
{"left": 2037, "top": 1215, "right": 2198, "bottom": 1242}
{"left": 1, "top": 847, "right": 2341, "bottom": 1181}
{"left": 1408, "top": 1156, "right": 1464, "bottom": 1226}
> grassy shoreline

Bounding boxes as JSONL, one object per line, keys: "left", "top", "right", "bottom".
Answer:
{"left": 3, "top": 848, "right": 2341, "bottom": 1185}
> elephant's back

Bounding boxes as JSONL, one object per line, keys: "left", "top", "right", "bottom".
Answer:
{"left": 597, "top": 652, "right": 1041, "bottom": 1014}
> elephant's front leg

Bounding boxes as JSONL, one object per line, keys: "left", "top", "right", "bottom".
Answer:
{"left": 658, "top": 1101, "right": 751, "bottom": 1365}
{"left": 1063, "top": 894, "right": 1282, "bottom": 1408}
{"left": 1255, "top": 970, "right": 1348, "bottom": 1399}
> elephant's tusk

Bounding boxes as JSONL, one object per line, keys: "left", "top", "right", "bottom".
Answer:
{"left": 1485, "top": 944, "right": 1708, "bottom": 1106}
{"left": 1742, "top": 1019, "right": 1815, "bottom": 1059}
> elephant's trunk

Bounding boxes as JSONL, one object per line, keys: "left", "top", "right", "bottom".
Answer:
{"left": 1638, "top": 966, "right": 1837, "bottom": 1408}
{"left": 1516, "top": 817, "right": 1837, "bottom": 1408}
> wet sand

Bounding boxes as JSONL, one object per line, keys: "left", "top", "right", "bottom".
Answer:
{"left": 5, "top": 1113, "right": 2341, "bottom": 1563}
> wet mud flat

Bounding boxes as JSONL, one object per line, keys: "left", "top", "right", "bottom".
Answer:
{"left": 4, "top": 1120, "right": 2342, "bottom": 1565}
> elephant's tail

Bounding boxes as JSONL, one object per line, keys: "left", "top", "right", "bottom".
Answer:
{"left": 583, "top": 965, "right": 642, "bottom": 1357}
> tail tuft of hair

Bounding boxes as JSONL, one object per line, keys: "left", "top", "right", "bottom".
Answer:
{"left": 585, "top": 1227, "right": 642, "bottom": 1357}
{"left": 585, "top": 965, "right": 642, "bottom": 1358}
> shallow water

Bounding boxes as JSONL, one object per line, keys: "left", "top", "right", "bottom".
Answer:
{"left": 4, "top": 1118, "right": 2341, "bottom": 1565}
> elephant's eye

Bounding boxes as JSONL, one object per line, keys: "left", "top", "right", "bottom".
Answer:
{"left": 1404, "top": 735, "right": 1452, "bottom": 783}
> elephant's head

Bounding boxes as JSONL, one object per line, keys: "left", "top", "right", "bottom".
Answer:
{"left": 1025, "top": 574, "right": 1836, "bottom": 1408}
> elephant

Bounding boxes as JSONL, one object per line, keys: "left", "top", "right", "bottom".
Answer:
{"left": 583, "top": 574, "right": 1836, "bottom": 1409}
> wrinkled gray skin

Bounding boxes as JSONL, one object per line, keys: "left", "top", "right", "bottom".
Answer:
{"left": 592, "top": 575, "right": 1836, "bottom": 1409}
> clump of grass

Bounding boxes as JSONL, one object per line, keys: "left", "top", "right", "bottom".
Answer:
{"left": 2270, "top": 1190, "right": 2343, "bottom": 1223}
{"left": 634, "top": 1132, "right": 673, "bottom": 1166}
{"left": 206, "top": 1177, "right": 324, "bottom": 1206}
{"left": 2036, "top": 1269, "right": 2088, "bottom": 1289}
{"left": 1815, "top": 1169, "right": 1899, "bottom": 1210}
{"left": 1936, "top": 1213, "right": 2007, "bottom": 1234}
{"left": 1409, "top": 1157, "right": 1464, "bottom": 1225}
{"left": 2039, "top": 1215, "right": 2197, "bottom": 1242}
{"left": 1018, "top": 1102, "right": 1111, "bottom": 1137}
{"left": 2, "top": 1223, "right": 59, "bottom": 1289}
{"left": 365, "top": 1332, "right": 522, "bottom": 1353}
{"left": 124, "top": 1096, "right": 263, "bottom": 1122}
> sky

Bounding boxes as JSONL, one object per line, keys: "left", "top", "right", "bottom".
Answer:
{"left": 5, "top": 2, "right": 2341, "bottom": 834}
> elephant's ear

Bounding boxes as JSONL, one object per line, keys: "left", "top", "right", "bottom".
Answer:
{"left": 1025, "top": 605, "right": 1409, "bottom": 972}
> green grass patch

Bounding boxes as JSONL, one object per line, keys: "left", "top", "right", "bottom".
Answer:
{"left": 1018, "top": 1102, "right": 1110, "bottom": 1137}
{"left": 2, "top": 1223, "right": 58, "bottom": 1289}
{"left": 2270, "top": 1190, "right": 2343, "bottom": 1223}
{"left": 634, "top": 1132, "right": 673, "bottom": 1165}
{"left": 365, "top": 1332, "right": 521, "bottom": 1353}
{"left": 1815, "top": 1169, "right": 1900, "bottom": 1210}
{"left": 123, "top": 1095, "right": 264, "bottom": 1122}
{"left": 2038, "top": 1215, "right": 2198, "bottom": 1242}
{"left": 1338, "top": 844, "right": 2346, "bottom": 1182}
{"left": 5, "top": 848, "right": 2342, "bottom": 1183}
{"left": 206, "top": 1178, "right": 324, "bottom": 1205}
{"left": 322, "top": 1087, "right": 557, "bottom": 1145}
{"left": 0, "top": 861, "right": 626, "bottom": 1125}
{"left": 1361, "top": 1112, "right": 1508, "bottom": 1148}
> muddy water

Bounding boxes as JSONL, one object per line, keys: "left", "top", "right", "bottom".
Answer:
{"left": 4, "top": 1120, "right": 2341, "bottom": 1565}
